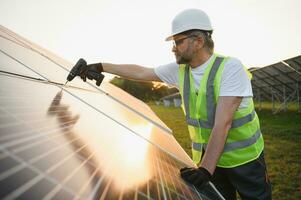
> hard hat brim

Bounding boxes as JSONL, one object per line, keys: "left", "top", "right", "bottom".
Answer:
{"left": 165, "top": 26, "right": 213, "bottom": 41}
{"left": 165, "top": 30, "right": 188, "bottom": 41}
{"left": 165, "top": 35, "right": 174, "bottom": 41}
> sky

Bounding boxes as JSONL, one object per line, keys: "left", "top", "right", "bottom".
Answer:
{"left": 0, "top": 0, "right": 300, "bottom": 69}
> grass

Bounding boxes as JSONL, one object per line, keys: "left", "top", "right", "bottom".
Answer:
{"left": 254, "top": 101, "right": 301, "bottom": 113}
{"left": 148, "top": 103, "right": 301, "bottom": 200}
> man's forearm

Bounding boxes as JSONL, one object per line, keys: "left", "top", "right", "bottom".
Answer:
{"left": 200, "top": 124, "right": 230, "bottom": 174}
{"left": 102, "top": 63, "right": 161, "bottom": 81}
{"left": 199, "top": 96, "right": 242, "bottom": 174}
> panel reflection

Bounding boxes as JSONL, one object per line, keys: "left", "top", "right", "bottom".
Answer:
{"left": 0, "top": 75, "right": 226, "bottom": 199}
{"left": 47, "top": 91, "right": 152, "bottom": 191}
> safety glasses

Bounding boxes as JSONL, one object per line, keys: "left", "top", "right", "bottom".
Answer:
{"left": 173, "top": 35, "right": 197, "bottom": 47}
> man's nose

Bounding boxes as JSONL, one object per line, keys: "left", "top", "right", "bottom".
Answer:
{"left": 172, "top": 45, "right": 177, "bottom": 52}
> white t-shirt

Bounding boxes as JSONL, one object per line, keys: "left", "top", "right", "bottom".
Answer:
{"left": 154, "top": 55, "right": 253, "bottom": 109}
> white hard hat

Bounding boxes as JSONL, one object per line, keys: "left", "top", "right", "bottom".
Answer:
{"left": 166, "top": 8, "right": 213, "bottom": 41}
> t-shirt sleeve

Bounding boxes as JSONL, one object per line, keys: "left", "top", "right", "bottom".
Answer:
{"left": 154, "top": 62, "right": 179, "bottom": 88}
{"left": 220, "top": 57, "right": 253, "bottom": 97}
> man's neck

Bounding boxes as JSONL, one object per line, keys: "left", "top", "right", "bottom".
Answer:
{"left": 190, "top": 52, "right": 213, "bottom": 68}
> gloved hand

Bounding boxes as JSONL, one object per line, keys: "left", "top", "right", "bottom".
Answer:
{"left": 180, "top": 167, "right": 212, "bottom": 188}
{"left": 72, "top": 59, "right": 104, "bottom": 86}
{"left": 79, "top": 62, "right": 104, "bottom": 82}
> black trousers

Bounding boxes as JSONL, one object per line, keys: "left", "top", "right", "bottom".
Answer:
{"left": 211, "top": 152, "right": 272, "bottom": 200}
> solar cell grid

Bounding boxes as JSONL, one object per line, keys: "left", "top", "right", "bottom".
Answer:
{"left": 0, "top": 74, "right": 223, "bottom": 199}
{"left": 285, "top": 56, "right": 301, "bottom": 73}
{"left": 276, "top": 63, "right": 292, "bottom": 73}
{"left": 251, "top": 56, "right": 301, "bottom": 88}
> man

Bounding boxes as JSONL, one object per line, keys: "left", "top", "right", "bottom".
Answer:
{"left": 79, "top": 8, "right": 272, "bottom": 200}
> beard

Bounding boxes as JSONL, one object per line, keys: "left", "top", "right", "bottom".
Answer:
{"left": 175, "top": 53, "right": 193, "bottom": 64}
{"left": 174, "top": 44, "right": 195, "bottom": 64}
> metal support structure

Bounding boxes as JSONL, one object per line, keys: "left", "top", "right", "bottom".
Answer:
{"left": 273, "top": 83, "right": 299, "bottom": 114}
{"left": 254, "top": 83, "right": 299, "bottom": 114}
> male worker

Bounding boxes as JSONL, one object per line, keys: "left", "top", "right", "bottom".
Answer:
{"left": 79, "top": 8, "right": 272, "bottom": 200}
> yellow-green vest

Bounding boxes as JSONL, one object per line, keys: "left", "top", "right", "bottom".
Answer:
{"left": 178, "top": 54, "right": 264, "bottom": 168}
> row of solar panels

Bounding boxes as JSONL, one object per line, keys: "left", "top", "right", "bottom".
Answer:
{"left": 0, "top": 26, "right": 224, "bottom": 199}
{"left": 250, "top": 55, "right": 301, "bottom": 101}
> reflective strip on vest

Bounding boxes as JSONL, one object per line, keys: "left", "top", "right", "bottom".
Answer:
{"left": 186, "top": 109, "right": 256, "bottom": 129}
{"left": 184, "top": 57, "right": 223, "bottom": 128}
{"left": 231, "top": 110, "right": 256, "bottom": 128}
{"left": 192, "top": 128, "right": 261, "bottom": 153}
{"left": 184, "top": 57, "right": 257, "bottom": 129}
{"left": 203, "top": 128, "right": 262, "bottom": 152}
{"left": 192, "top": 142, "right": 202, "bottom": 152}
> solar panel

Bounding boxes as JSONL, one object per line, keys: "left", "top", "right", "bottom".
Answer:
{"left": 0, "top": 25, "right": 173, "bottom": 137}
{"left": 251, "top": 56, "right": 301, "bottom": 103}
{"left": 0, "top": 26, "right": 224, "bottom": 199}
{"left": 284, "top": 55, "right": 301, "bottom": 73}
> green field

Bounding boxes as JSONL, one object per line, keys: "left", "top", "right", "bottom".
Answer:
{"left": 148, "top": 103, "right": 301, "bottom": 200}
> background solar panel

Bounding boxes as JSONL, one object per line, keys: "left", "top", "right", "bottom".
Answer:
{"left": 251, "top": 55, "right": 301, "bottom": 106}
{"left": 0, "top": 25, "right": 224, "bottom": 199}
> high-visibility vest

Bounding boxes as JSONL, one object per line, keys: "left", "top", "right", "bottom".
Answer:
{"left": 178, "top": 54, "right": 264, "bottom": 167}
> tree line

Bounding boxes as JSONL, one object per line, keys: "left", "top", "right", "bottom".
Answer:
{"left": 110, "top": 76, "right": 178, "bottom": 102}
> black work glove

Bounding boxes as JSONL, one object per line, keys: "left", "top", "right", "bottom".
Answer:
{"left": 79, "top": 59, "right": 105, "bottom": 86}
{"left": 180, "top": 167, "right": 212, "bottom": 188}
{"left": 79, "top": 62, "right": 104, "bottom": 82}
